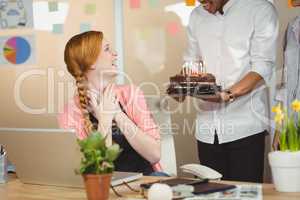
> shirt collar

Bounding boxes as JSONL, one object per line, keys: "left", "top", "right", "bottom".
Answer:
{"left": 223, "top": 0, "right": 239, "bottom": 14}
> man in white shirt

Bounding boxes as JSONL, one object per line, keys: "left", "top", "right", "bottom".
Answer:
{"left": 181, "top": 0, "right": 279, "bottom": 182}
{"left": 273, "top": 15, "right": 300, "bottom": 150}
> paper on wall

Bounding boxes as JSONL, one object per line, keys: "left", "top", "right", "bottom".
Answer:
{"left": 0, "top": 0, "right": 34, "bottom": 29}
{"left": 0, "top": 35, "right": 36, "bottom": 66}
{"left": 32, "top": 1, "right": 69, "bottom": 31}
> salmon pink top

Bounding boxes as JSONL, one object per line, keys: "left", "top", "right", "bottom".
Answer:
{"left": 57, "top": 84, "right": 162, "bottom": 171}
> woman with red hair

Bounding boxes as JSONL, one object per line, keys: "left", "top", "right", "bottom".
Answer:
{"left": 58, "top": 31, "right": 161, "bottom": 175}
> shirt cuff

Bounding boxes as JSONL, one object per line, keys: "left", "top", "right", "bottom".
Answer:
{"left": 251, "top": 61, "right": 274, "bottom": 86}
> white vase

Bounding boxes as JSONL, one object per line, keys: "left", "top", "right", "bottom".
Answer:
{"left": 268, "top": 151, "right": 300, "bottom": 192}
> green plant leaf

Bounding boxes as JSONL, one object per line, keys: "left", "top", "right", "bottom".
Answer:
{"left": 84, "top": 132, "right": 106, "bottom": 150}
{"left": 274, "top": 101, "right": 300, "bottom": 151}
{"left": 76, "top": 131, "right": 120, "bottom": 175}
{"left": 280, "top": 128, "right": 288, "bottom": 151}
{"left": 106, "top": 144, "right": 121, "bottom": 162}
{"left": 77, "top": 139, "right": 88, "bottom": 150}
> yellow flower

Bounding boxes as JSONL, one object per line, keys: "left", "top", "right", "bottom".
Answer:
{"left": 274, "top": 112, "right": 284, "bottom": 124}
{"left": 292, "top": 99, "right": 300, "bottom": 112}
{"left": 272, "top": 103, "right": 282, "bottom": 114}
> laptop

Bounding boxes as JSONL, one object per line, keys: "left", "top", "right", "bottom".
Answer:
{"left": 0, "top": 128, "right": 142, "bottom": 188}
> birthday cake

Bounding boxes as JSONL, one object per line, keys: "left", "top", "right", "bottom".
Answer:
{"left": 167, "top": 73, "right": 221, "bottom": 97}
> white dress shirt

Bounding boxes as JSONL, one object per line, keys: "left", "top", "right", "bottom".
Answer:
{"left": 183, "top": 0, "right": 279, "bottom": 144}
{"left": 276, "top": 16, "right": 300, "bottom": 114}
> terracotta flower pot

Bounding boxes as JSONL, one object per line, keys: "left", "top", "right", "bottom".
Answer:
{"left": 83, "top": 174, "right": 112, "bottom": 200}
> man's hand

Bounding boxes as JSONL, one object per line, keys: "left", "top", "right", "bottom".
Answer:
{"left": 196, "top": 91, "right": 230, "bottom": 103}
{"left": 167, "top": 86, "right": 186, "bottom": 102}
{"left": 166, "top": 83, "right": 186, "bottom": 103}
{"left": 170, "top": 95, "right": 186, "bottom": 103}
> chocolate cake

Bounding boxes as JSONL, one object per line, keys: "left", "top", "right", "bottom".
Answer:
{"left": 170, "top": 73, "right": 216, "bottom": 83}
{"left": 167, "top": 73, "right": 221, "bottom": 97}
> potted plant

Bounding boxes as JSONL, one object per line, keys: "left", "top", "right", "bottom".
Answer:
{"left": 269, "top": 100, "right": 300, "bottom": 192}
{"left": 77, "top": 131, "right": 121, "bottom": 200}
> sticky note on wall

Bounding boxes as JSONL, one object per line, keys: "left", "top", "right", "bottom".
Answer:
{"left": 85, "top": 3, "right": 96, "bottom": 15}
{"left": 185, "top": 0, "right": 196, "bottom": 6}
{"left": 48, "top": 1, "right": 58, "bottom": 12}
{"left": 52, "top": 24, "right": 63, "bottom": 34}
{"left": 139, "top": 29, "right": 151, "bottom": 40}
{"left": 148, "top": 0, "right": 159, "bottom": 8}
{"left": 166, "top": 22, "right": 180, "bottom": 36}
{"left": 130, "top": 0, "right": 140, "bottom": 9}
{"left": 80, "top": 23, "right": 91, "bottom": 33}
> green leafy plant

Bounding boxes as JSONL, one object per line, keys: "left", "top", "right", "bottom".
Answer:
{"left": 272, "top": 100, "right": 300, "bottom": 151}
{"left": 77, "top": 131, "right": 121, "bottom": 174}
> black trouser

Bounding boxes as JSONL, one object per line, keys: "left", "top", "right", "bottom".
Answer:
{"left": 197, "top": 131, "right": 267, "bottom": 183}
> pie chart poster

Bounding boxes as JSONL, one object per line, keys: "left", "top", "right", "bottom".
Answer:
{"left": 0, "top": 35, "right": 35, "bottom": 66}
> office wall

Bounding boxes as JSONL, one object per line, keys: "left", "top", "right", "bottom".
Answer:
{"left": 0, "top": 0, "right": 299, "bottom": 181}
{"left": 123, "top": 0, "right": 200, "bottom": 174}
{"left": 0, "top": 0, "right": 114, "bottom": 128}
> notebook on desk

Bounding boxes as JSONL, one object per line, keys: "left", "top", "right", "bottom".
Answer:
{"left": 141, "top": 177, "right": 236, "bottom": 195}
{"left": 0, "top": 128, "right": 142, "bottom": 188}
